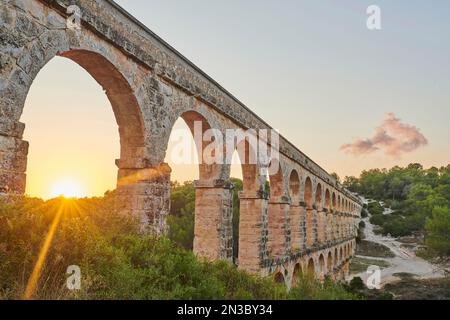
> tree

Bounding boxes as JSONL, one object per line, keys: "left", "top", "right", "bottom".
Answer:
{"left": 425, "top": 207, "right": 450, "bottom": 255}
{"left": 330, "top": 172, "right": 341, "bottom": 184}
{"left": 343, "top": 176, "right": 360, "bottom": 193}
{"left": 167, "top": 181, "right": 196, "bottom": 250}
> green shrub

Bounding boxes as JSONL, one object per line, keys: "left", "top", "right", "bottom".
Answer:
{"left": 288, "top": 275, "right": 360, "bottom": 300}
{"left": 349, "top": 277, "right": 365, "bottom": 291}
{"left": 369, "top": 214, "right": 387, "bottom": 226}
{"left": 361, "top": 209, "right": 368, "bottom": 218}
{"left": 368, "top": 202, "right": 384, "bottom": 215}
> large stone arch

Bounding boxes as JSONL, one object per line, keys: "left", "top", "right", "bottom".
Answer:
{"left": 268, "top": 158, "right": 285, "bottom": 199}
{"left": 274, "top": 272, "right": 285, "bottom": 285}
{"left": 315, "top": 183, "right": 324, "bottom": 243}
{"left": 304, "top": 176, "right": 315, "bottom": 247}
{"left": 292, "top": 263, "right": 303, "bottom": 287}
{"left": 0, "top": 7, "right": 178, "bottom": 234}
{"left": 324, "top": 189, "right": 331, "bottom": 211}
{"left": 288, "top": 169, "right": 300, "bottom": 203}
{"left": 1, "top": 37, "right": 149, "bottom": 190}
{"left": 307, "top": 257, "right": 315, "bottom": 276}
{"left": 334, "top": 248, "right": 338, "bottom": 268}
{"left": 267, "top": 158, "right": 288, "bottom": 257}
{"left": 322, "top": 189, "right": 331, "bottom": 242}
{"left": 318, "top": 254, "right": 325, "bottom": 280}
{"left": 304, "top": 176, "right": 313, "bottom": 208}
{"left": 332, "top": 192, "right": 337, "bottom": 212}
{"left": 168, "top": 109, "right": 225, "bottom": 181}
{"left": 327, "top": 251, "right": 333, "bottom": 275}
{"left": 288, "top": 168, "right": 302, "bottom": 251}
{"left": 234, "top": 135, "right": 264, "bottom": 196}
{"left": 315, "top": 183, "right": 323, "bottom": 210}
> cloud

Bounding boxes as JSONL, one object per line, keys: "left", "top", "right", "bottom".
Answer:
{"left": 341, "top": 113, "right": 428, "bottom": 158}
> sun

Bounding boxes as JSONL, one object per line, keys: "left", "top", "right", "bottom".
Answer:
{"left": 49, "top": 178, "right": 86, "bottom": 198}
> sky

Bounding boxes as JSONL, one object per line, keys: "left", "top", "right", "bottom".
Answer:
{"left": 22, "top": 0, "right": 450, "bottom": 198}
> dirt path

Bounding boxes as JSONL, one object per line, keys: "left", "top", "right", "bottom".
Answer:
{"left": 348, "top": 214, "right": 445, "bottom": 286}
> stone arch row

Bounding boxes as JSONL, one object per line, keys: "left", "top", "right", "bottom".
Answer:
{"left": 260, "top": 156, "right": 361, "bottom": 263}
{"left": 273, "top": 240, "right": 357, "bottom": 289}
{"left": 0, "top": 0, "right": 362, "bottom": 274}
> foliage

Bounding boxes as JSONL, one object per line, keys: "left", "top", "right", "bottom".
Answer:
{"left": 330, "top": 172, "right": 341, "bottom": 184}
{"left": 355, "top": 240, "right": 395, "bottom": 258}
{"left": 288, "top": 274, "right": 360, "bottom": 300}
{"left": 0, "top": 195, "right": 357, "bottom": 300}
{"left": 348, "top": 277, "right": 365, "bottom": 291}
{"left": 167, "top": 181, "right": 195, "bottom": 250}
{"left": 425, "top": 206, "right": 450, "bottom": 255}
{"left": 360, "top": 208, "right": 368, "bottom": 218}
{"left": 343, "top": 277, "right": 393, "bottom": 300}
{"left": 367, "top": 202, "right": 383, "bottom": 215}
{"left": 344, "top": 164, "right": 450, "bottom": 241}
{"left": 349, "top": 257, "right": 390, "bottom": 274}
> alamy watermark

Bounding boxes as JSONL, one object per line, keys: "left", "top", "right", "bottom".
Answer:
{"left": 366, "top": 265, "right": 381, "bottom": 289}
{"left": 66, "top": 265, "right": 81, "bottom": 290}
{"left": 367, "top": 5, "right": 382, "bottom": 30}
{"left": 66, "top": 5, "right": 81, "bottom": 30}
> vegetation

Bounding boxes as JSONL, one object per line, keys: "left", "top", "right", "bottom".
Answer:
{"left": 344, "top": 164, "right": 450, "bottom": 255}
{"left": 0, "top": 194, "right": 356, "bottom": 300}
{"left": 344, "top": 277, "right": 393, "bottom": 300}
{"left": 383, "top": 277, "right": 450, "bottom": 300}
{"left": 349, "top": 257, "right": 390, "bottom": 274}
{"left": 167, "top": 181, "right": 195, "bottom": 250}
{"left": 425, "top": 206, "right": 450, "bottom": 255}
{"left": 355, "top": 240, "right": 395, "bottom": 258}
{"left": 289, "top": 275, "right": 360, "bottom": 300}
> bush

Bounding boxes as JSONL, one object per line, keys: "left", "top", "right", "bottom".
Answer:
{"left": 368, "top": 202, "right": 384, "bottom": 215}
{"left": 288, "top": 274, "right": 360, "bottom": 300}
{"left": 349, "top": 277, "right": 365, "bottom": 291}
{"left": 370, "top": 214, "right": 387, "bottom": 226}
{"left": 361, "top": 209, "right": 369, "bottom": 218}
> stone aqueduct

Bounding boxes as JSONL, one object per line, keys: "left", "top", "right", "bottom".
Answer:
{"left": 0, "top": 0, "right": 362, "bottom": 286}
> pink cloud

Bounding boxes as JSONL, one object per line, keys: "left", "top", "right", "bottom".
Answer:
{"left": 341, "top": 113, "right": 428, "bottom": 158}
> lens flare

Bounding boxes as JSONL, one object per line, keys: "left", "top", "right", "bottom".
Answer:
{"left": 49, "top": 178, "right": 86, "bottom": 198}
